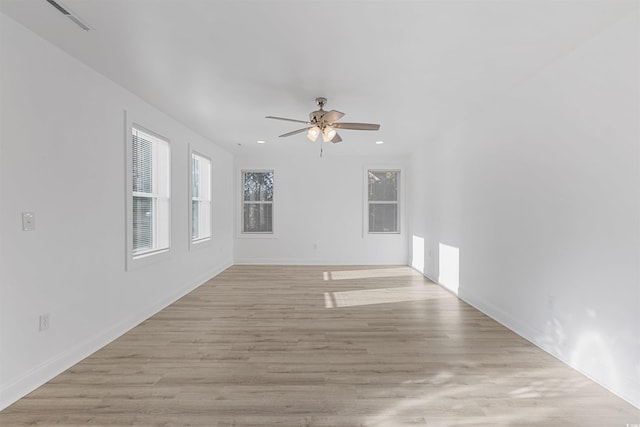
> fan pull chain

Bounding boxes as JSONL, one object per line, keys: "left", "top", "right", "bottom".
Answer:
{"left": 320, "top": 140, "right": 323, "bottom": 158}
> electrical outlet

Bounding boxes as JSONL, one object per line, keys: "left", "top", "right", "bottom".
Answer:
{"left": 39, "top": 313, "right": 50, "bottom": 332}
{"left": 22, "top": 212, "right": 35, "bottom": 231}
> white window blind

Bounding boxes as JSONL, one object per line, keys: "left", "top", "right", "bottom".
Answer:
{"left": 242, "top": 170, "right": 273, "bottom": 233}
{"left": 131, "top": 126, "right": 170, "bottom": 257}
{"left": 192, "top": 153, "right": 212, "bottom": 242}
{"left": 368, "top": 170, "right": 400, "bottom": 233}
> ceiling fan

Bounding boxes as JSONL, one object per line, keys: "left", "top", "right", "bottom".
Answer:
{"left": 266, "top": 97, "right": 380, "bottom": 145}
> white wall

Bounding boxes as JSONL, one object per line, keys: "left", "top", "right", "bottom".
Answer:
{"left": 235, "top": 152, "right": 408, "bottom": 265}
{"left": 408, "top": 11, "right": 640, "bottom": 407}
{"left": 0, "top": 14, "right": 234, "bottom": 410}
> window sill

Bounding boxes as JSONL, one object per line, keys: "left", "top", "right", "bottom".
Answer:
{"left": 190, "top": 236, "right": 213, "bottom": 251}
{"left": 368, "top": 232, "right": 401, "bottom": 235}
{"left": 126, "top": 248, "right": 171, "bottom": 271}
{"left": 237, "top": 232, "right": 277, "bottom": 239}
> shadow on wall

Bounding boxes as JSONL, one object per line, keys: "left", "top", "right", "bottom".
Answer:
{"left": 536, "top": 307, "right": 623, "bottom": 401}
{"left": 411, "top": 238, "right": 633, "bottom": 407}
{"left": 571, "top": 328, "right": 620, "bottom": 393}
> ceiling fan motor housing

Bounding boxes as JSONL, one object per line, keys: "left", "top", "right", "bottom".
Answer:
{"left": 309, "top": 110, "right": 326, "bottom": 124}
{"left": 308, "top": 97, "right": 328, "bottom": 124}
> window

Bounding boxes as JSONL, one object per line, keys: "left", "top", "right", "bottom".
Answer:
{"left": 131, "top": 125, "right": 170, "bottom": 257}
{"left": 368, "top": 169, "right": 400, "bottom": 233}
{"left": 242, "top": 170, "right": 273, "bottom": 233}
{"left": 191, "top": 152, "right": 212, "bottom": 242}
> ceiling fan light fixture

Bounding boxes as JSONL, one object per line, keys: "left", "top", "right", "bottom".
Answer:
{"left": 322, "top": 126, "right": 336, "bottom": 142}
{"left": 307, "top": 126, "right": 320, "bottom": 142}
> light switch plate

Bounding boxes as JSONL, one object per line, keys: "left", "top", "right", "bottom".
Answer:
{"left": 22, "top": 212, "right": 35, "bottom": 231}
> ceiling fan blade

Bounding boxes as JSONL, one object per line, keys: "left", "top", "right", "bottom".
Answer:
{"left": 331, "top": 133, "right": 342, "bottom": 143}
{"left": 333, "top": 122, "right": 380, "bottom": 131}
{"left": 322, "top": 110, "right": 345, "bottom": 124}
{"left": 266, "top": 116, "right": 311, "bottom": 125}
{"left": 279, "top": 127, "right": 310, "bottom": 138}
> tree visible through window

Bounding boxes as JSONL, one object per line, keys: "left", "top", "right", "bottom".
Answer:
{"left": 368, "top": 170, "right": 399, "bottom": 233}
{"left": 242, "top": 171, "right": 273, "bottom": 233}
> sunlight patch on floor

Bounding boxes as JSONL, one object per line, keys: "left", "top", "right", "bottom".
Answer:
{"left": 323, "top": 267, "right": 416, "bottom": 281}
{"left": 324, "top": 286, "right": 438, "bottom": 308}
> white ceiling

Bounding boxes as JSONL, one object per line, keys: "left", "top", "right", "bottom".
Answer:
{"left": 1, "top": 0, "right": 637, "bottom": 156}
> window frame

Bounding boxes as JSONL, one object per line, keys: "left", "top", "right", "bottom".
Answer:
{"left": 189, "top": 149, "right": 213, "bottom": 248}
{"left": 125, "top": 112, "right": 172, "bottom": 271}
{"left": 240, "top": 169, "right": 275, "bottom": 236}
{"left": 366, "top": 168, "right": 401, "bottom": 235}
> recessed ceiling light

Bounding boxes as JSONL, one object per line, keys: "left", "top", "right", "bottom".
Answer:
{"left": 375, "top": 141, "right": 384, "bottom": 145}
{"left": 257, "top": 140, "right": 265, "bottom": 144}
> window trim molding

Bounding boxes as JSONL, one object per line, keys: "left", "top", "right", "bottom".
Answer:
{"left": 238, "top": 168, "right": 276, "bottom": 239}
{"left": 124, "top": 111, "right": 172, "bottom": 271}
{"left": 363, "top": 166, "right": 403, "bottom": 236}
{"left": 189, "top": 146, "right": 213, "bottom": 250}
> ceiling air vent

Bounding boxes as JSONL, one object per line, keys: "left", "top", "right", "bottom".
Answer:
{"left": 45, "top": 0, "right": 91, "bottom": 31}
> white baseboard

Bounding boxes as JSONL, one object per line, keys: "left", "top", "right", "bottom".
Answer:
{"left": 0, "top": 261, "right": 232, "bottom": 411}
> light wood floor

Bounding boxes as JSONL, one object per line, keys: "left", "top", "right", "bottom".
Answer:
{"left": 2, "top": 265, "right": 638, "bottom": 426}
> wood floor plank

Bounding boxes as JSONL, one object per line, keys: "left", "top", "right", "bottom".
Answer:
{"left": 1, "top": 265, "right": 638, "bottom": 426}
